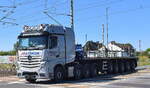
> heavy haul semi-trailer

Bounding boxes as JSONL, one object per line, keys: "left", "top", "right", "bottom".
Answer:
{"left": 16, "top": 24, "right": 138, "bottom": 83}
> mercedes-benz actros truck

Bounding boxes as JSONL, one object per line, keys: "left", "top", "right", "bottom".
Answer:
{"left": 16, "top": 24, "right": 137, "bottom": 83}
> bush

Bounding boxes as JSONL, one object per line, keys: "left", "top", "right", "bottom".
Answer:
{"left": 0, "top": 51, "right": 16, "bottom": 56}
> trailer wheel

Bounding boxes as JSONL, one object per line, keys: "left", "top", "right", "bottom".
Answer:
{"left": 83, "top": 64, "right": 90, "bottom": 78}
{"left": 54, "top": 66, "right": 64, "bottom": 82}
{"left": 74, "top": 64, "right": 82, "bottom": 80}
{"left": 90, "top": 64, "right": 98, "bottom": 77}
{"left": 113, "top": 62, "right": 119, "bottom": 73}
{"left": 119, "top": 61, "right": 125, "bottom": 73}
{"left": 126, "top": 61, "right": 130, "bottom": 72}
{"left": 108, "top": 62, "right": 113, "bottom": 74}
{"left": 131, "top": 61, "right": 136, "bottom": 71}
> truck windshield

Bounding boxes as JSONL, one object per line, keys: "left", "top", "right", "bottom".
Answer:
{"left": 18, "top": 36, "right": 48, "bottom": 50}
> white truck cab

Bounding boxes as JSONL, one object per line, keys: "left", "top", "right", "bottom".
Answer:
{"left": 17, "top": 24, "right": 75, "bottom": 82}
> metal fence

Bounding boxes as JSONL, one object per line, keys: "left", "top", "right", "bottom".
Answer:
{"left": 0, "top": 56, "right": 16, "bottom": 64}
{"left": 0, "top": 56, "right": 17, "bottom": 76}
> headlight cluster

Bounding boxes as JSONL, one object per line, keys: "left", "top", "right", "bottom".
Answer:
{"left": 40, "top": 62, "right": 46, "bottom": 69}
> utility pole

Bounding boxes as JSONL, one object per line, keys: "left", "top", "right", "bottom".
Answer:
{"left": 102, "top": 24, "right": 105, "bottom": 45}
{"left": 139, "top": 40, "right": 142, "bottom": 56}
{"left": 139, "top": 40, "right": 141, "bottom": 52}
{"left": 85, "top": 34, "right": 87, "bottom": 43}
{"left": 106, "top": 7, "right": 109, "bottom": 47}
{"left": 70, "top": 0, "right": 74, "bottom": 30}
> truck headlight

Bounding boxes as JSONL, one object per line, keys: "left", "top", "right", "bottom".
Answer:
{"left": 40, "top": 62, "right": 45, "bottom": 69}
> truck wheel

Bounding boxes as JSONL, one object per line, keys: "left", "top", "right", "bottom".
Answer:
{"left": 119, "top": 62, "right": 125, "bottom": 73}
{"left": 113, "top": 62, "right": 119, "bottom": 74}
{"left": 83, "top": 64, "right": 90, "bottom": 78}
{"left": 126, "top": 61, "right": 130, "bottom": 72}
{"left": 74, "top": 64, "right": 82, "bottom": 80}
{"left": 90, "top": 64, "right": 98, "bottom": 77}
{"left": 108, "top": 62, "right": 113, "bottom": 74}
{"left": 131, "top": 61, "right": 136, "bottom": 71}
{"left": 26, "top": 78, "right": 36, "bottom": 83}
{"left": 54, "top": 66, "right": 64, "bottom": 82}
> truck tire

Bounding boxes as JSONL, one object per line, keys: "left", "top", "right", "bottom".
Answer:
{"left": 83, "top": 64, "right": 90, "bottom": 78}
{"left": 126, "top": 61, "right": 130, "bottom": 72}
{"left": 74, "top": 64, "right": 82, "bottom": 80}
{"left": 54, "top": 66, "right": 64, "bottom": 82}
{"left": 131, "top": 61, "right": 136, "bottom": 71}
{"left": 119, "top": 61, "right": 125, "bottom": 73}
{"left": 113, "top": 62, "right": 119, "bottom": 74}
{"left": 90, "top": 64, "right": 98, "bottom": 77}
{"left": 108, "top": 62, "right": 113, "bottom": 74}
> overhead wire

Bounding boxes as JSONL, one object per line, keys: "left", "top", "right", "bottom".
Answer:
{"left": 15, "top": 0, "right": 40, "bottom": 7}
{"left": 0, "top": 0, "right": 17, "bottom": 26}
{"left": 18, "top": 16, "right": 48, "bottom": 25}
{"left": 75, "top": 0, "right": 124, "bottom": 13}
{"left": 75, "top": 5, "right": 150, "bottom": 23}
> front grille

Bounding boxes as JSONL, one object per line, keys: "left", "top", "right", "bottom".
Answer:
{"left": 19, "top": 57, "right": 41, "bottom": 68}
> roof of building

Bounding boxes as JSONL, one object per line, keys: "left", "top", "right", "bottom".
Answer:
{"left": 110, "top": 41, "right": 134, "bottom": 51}
{"left": 83, "top": 41, "right": 105, "bottom": 51}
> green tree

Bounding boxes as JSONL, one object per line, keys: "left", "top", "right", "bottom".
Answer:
{"left": 146, "top": 48, "right": 150, "bottom": 58}
{"left": 146, "top": 48, "right": 150, "bottom": 52}
{"left": 13, "top": 41, "right": 19, "bottom": 51}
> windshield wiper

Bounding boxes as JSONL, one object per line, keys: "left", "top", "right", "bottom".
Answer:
{"left": 18, "top": 47, "right": 28, "bottom": 50}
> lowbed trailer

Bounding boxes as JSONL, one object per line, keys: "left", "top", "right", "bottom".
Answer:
{"left": 16, "top": 24, "right": 137, "bottom": 83}
{"left": 73, "top": 57, "right": 137, "bottom": 78}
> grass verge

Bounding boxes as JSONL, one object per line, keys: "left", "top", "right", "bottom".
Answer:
{"left": 0, "top": 64, "right": 16, "bottom": 70}
{"left": 138, "top": 56, "right": 150, "bottom": 66}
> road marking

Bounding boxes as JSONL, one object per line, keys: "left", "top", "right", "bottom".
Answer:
{"left": 7, "top": 81, "right": 23, "bottom": 84}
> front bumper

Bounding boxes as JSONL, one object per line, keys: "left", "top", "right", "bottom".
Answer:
{"left": 17, "top": 68, "right": 54, "bottom": 80}
{"left": 17, "top": 71, "right": 50, "bottom": 79}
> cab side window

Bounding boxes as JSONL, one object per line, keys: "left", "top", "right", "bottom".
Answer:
{"left": 49, "top": 36, "right": 58, "bottom": 49}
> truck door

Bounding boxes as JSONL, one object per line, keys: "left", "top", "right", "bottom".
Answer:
{"left": 48, "top": 35, "right": 65, "bottom": 64}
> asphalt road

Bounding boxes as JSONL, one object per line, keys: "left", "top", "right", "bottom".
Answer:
{"left": 0, "top": 66, "right": 150, "bottom": 88}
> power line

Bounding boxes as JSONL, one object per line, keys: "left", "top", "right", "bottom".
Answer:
{"left": 15, "top": 10, "right": 43, "bottom": 20}
{"left": 0, "top": 20, "right": 18, "bottom": 25}
{"left": 80, "top": 0, "right": 108, "bottom": 7}
{"left": 44, "top": 12, "right": 62, "bottom": 26}
{"left": 17, "top": 16, "right": 48, "bottom": 25}
{"left": 75, "top": 0, "right": 124, "bottom": 13}
{"left": 0, "top": 0, "right": 17, "bottom": 26}
{"left": 76, "top": 5, "right": 150, "bottom": 23}
{"left": 47, "top": 0, "right": 68, "bottom": 9}
{"left": 15, "top": 0, "right": 40, "bottom": 7}
{"left": 110, "top": 5, "right": 150, "bottom": 15}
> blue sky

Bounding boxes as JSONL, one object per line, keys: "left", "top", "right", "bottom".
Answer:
{"left": 0, "top": 0, "right": 149, "bottom": 51}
